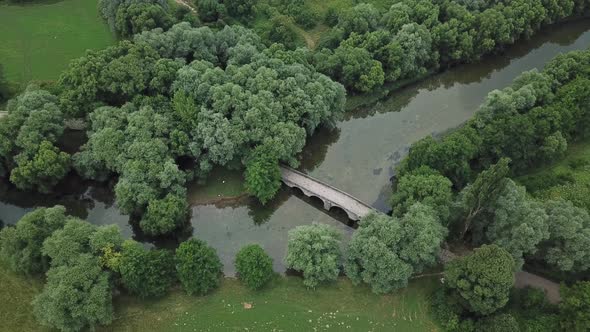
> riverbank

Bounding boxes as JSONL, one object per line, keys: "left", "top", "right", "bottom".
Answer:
{"left": 0, "top": 260, "right": 439, "bottom": 332}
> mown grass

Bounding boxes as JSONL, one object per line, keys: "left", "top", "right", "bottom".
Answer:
{"left": 0, "top": 0, "right": 115, "bottom": 87}
{"left": 105, "top": 276, "right": 439, "bottom": 332}
{"left": 0, "top": 261, "right": 439, "bottom": 331}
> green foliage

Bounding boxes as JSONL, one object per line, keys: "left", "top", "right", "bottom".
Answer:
{"left": 225, "top": 0, "right": 256, "bottom": 18}
{"left": 0, "top": 86, "right": 69, "bottom": 192}
{"left": 308, "top": 0, "right": 583, "bottom": 93}
{"left": 286, "top": 223, "right": 341, "bottom": 288}
{"left": 0, "top": 206, "right": 67, "bottom": 275}
{"left": 66, "top": 23, "right": 345, "bottom": 220}
{"left": 33, "top": 254, "right": 113, "bottom": 332}
{"left": 10, "top": 140, "right": 70, "bottom": 193}
{"left": 445, "top": 245, "right": 515, "bottom": 315}
{"left": 119, "top": 240, "right": 176, "bottom": 298}
{"left": 541, "top": 199, "right": 590, "bottom": 273}
{"left": 244, "top": 146, "right": 281, "bottom": 204}
{"left": 175, "top": 238, "right": 222, "bottom": 295}
{"left": 235, "top": 244, "right": 273, "bottom": 290}
{"left": 268, "top": 15, "right": 298, "bottom": 49}
{"left": 194, "top": 0, "right": 225, "bottom": 22}
{"left": 391, "top": 166, "right": 453, "bottom": 223}
{"left": 114, "top": 2, "right": 174, "bottom": 38}
{"left": 336, "top": 3, "right": 380, "bottom": 36}
{"left": 559, "top": 281, "right": 590, "bottom": 332}
{"left": 485, "top": 179, "right": 549, "bottom": 269}
{"left": 345, "top": 206, "right": 446, "bottom": 294}
{"left": 476, "top": 313, "right": 520, "bottom": 332}
{"left": 140, "top": 193, "right": 188, "bottom": 235}
{"left": 98, "top": 0, "right": 170, "bottom": 33}
{"left": 42, "top": 218, "right": 97, "bottom": 267}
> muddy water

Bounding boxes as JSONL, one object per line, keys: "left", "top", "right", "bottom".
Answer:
{"left": 2, "top": 19, "right": 590, "bottom": 275}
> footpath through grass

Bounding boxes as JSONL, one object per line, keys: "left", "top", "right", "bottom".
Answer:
{"left": 0, "top": 0, "right": 115, "bottom": 87}
{"left": 0, "top": 261, "right": 439, "bottom": 332}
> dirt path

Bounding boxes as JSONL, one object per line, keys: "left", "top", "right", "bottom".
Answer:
{"left": 175, "top": 0, "right": 196, "bottom": 13}
{"left": 515, "top": 271, "right": 561, "bottom": 304}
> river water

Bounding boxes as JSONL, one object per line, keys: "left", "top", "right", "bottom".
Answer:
{"left": 1, "top": 20, "right": 590, "bottom": 275}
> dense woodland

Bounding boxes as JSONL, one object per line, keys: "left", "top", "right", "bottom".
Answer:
{"left": 0, "top": 0, "right": 590, "bottom": 331}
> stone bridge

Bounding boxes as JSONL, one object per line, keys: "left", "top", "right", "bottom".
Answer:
{"left": 280, "top": 166, "right": 375, "bottom": 221}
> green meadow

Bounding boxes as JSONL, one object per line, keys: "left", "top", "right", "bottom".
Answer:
{"left": 0, "top": 260, "right": 439, "bottom": 332}
{"left": 0, "top": 0, "right": 115, "bottom": 87}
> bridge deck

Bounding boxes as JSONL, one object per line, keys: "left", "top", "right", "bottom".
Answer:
{"left": 280, "top": 166, "right": 374, "bottom": 220}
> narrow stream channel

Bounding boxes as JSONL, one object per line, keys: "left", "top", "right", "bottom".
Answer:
{"left": 1, "top": 19, "right": 590, "bottom": 275}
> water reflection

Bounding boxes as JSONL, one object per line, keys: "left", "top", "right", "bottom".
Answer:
{"left": 1, "top": 19, "right": 590, "bottom": 275}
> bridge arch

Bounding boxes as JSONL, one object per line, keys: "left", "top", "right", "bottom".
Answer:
{"left": 279, "top": 166, "right": 375, "bottom": 221}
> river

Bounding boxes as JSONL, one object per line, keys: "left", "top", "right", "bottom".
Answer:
{"left": 2, "top": 19, "right": 590, "bottom": 275}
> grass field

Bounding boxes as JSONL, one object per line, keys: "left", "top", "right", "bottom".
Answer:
{"left": 517, "top": 138, "right": 590, "bottom": 211}
{"left": 0, "top": 0, "right": 115, "bottom": 87}
{"left": 0, "top": 261, "right": 440, "bottom": 331}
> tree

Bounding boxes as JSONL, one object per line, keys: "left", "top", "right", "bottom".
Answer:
{"left": 244, "top": 146, "right": 281, "bottom": 205}
{"left": 336, "top": 3, "right": 380, "bottom": 36}
{"left": 444, "top": 245, "right": 515, "bottom": 315}
{"left": 175, "top": 238, "right": 222, "bottom": 295}
{"left": 10, "top": 141, "right": 70, "bottom": 193}
{"left": 194, "top": 0, "right": 224, "bottom": 22}
{"left": 345, "top": 206, "right": 446, "bottom": 294}
{"left": 33, "top": 254, "right": 113, "bottom": 332}
{"left": 391, "top": 166, "right": 453, "bottom": 222}
{"left": 559, "top": 281, "right": 590, "bottom": 332}
{"left": 476, "top": 313, "right": 520, "bottom": 332}
{"left": 541, "top": 199, "right": 590, "bottom": 273}
{"left": 114, "top": 2, "right": 174, "bottom": 38}
{"left": 119, "top": 240, "right": 176, "bottom": 298}
{"left": 332, "top": 45, "right": 384, "bottom": 92}
{"left": 225, "top": 0, "right": 256, "bottom": 18}
{"left": 42, "top": 218, "right": 96, "bottom": 267}
{"left": 268, "top": 15, "right": 298, "bottom": 49}
{"left": 98, "top": 0, "right": 170, "bottom": 32}
{"left": 286, "top": 223, "right": 341, "bottom": 288}
{"left": 486, "top": 179, "right": 549, "bottom": 268}
{"left": 140, "top": 193, "right": 188, "bottom": 235}
{"left": 235, "top": 244, "right": 273, "bottom": 290}
{"left": 0, "top": 206, "right": 67, "bottom": 275}
{"left": 453, "top": 158, "right": 510, "bottom": 238}
{"left": 0, "top": 86, "right": 68, "bottom": 193}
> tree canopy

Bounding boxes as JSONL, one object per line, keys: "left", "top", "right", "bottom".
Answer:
{"left": 286, "top": 223, "right": 341, "bottom": 288}
{"left": 235, "top": 244, "right": 274, "bottom": 290}
{"left": 0, "top": 86, "right": 69, "bottom": 192}
{"left": 175, "top": 238, "right": 222, "bottom": 295}
{"left": 0, "top": 206, "right": 67, "bottom": 275}
{"left": 444, "top": 245, "right": 515, "bottom": 315}
{"left": 345, "top": 206, "right": 446, "bottom": 294}
{"left": 33, "top": 254, "right": 113, "bottom": 332}
{"left": 119, "top": 240, "right": 176, "bottom": 298}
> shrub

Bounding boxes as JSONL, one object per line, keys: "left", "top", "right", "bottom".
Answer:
{"left": 235, "top": 244, "right": 274, "bottom": 290}
{"left": 176, "top": 238, "right": 222, "bottom": 295}
{"left": 119, "top": 241, "right": 176, "bottom": 298}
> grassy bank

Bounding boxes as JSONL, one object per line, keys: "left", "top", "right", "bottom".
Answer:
{"left": 517, "top": 138, "right": 590, "bottom": 211}
{"left": 0, "top": 262, "right": 439, "bottom": 331}
{"left": 0, "top": 0, "right": 115, "bottom": 87}
{"left": 0, "top": 262, "right": 46, "bottom": 332}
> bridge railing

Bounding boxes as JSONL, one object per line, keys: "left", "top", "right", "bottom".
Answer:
{"left": 279, "top": 165, "right": 375, "bottom": 212}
